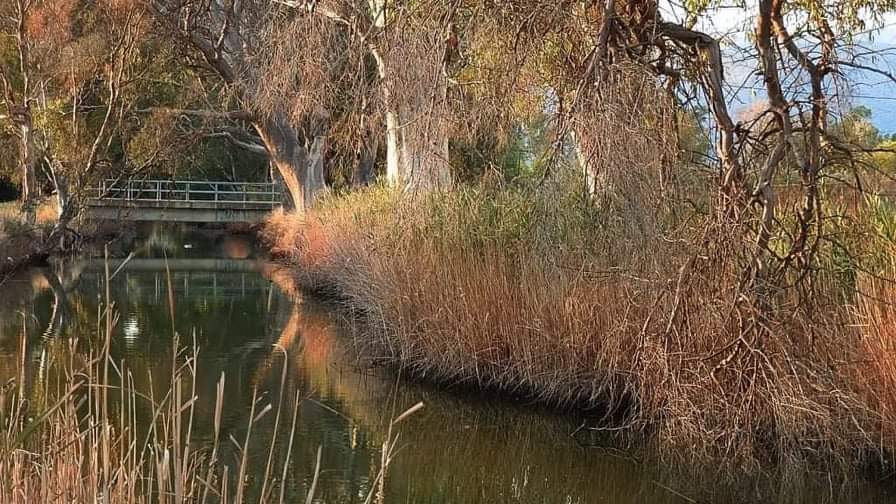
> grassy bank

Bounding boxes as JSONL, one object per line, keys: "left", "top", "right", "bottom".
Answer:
{"left": 264, "top": 179, "right": 896, "bottom": 473}
{"left": 0, "top": 201, "right": 59, "bottom": 274}
{"left": 0, "top": 200, "right": 136, "bottom": 276}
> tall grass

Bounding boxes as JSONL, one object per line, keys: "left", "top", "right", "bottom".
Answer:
{"left": 0, "top": 200, "right": 58, "bottom": 233}
{"left": 1, "top": 320, "right": 302, "bottom": 502}
{"left": 264, "top": 178, "right": 896, "bottom": 473}
{"left": 0, "top": 256, "right": 421, "bottom": 503}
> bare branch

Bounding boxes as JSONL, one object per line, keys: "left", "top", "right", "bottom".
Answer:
{"left": 205, "top": 131, "right": 269, "bottom": 155}
{"left": 137, "top": 107, "right": 256, "bottom": 121}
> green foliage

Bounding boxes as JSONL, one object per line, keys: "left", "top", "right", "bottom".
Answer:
{"left": 834, "top": 106, "right": 882, "bottom": 148}
{"left": 865, "top": 193, "right": 896, "bottom": 245}
{"left": 813, "top": 193, "right": 896, "bottom": 295}
{"left": 871, "top": 139, "right": 896, "bottom": 173}
{"left": 450, "top": 114, "right": 555, "bottom": 183}
{"left": 678, "top": 108, "right": 710, "bottom": 161}
{"left": 315, "top": 170, "right": 606, "bottom": 266}
{"left": 177, "top": 137, "right": 268, "bottom": 181}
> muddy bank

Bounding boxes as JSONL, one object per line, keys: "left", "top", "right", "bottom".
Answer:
{"left": 1, "top": 219, "right": 261, "bottom": 278}
{"left": 0, "top": 221, "right": 130, "bottom": 276}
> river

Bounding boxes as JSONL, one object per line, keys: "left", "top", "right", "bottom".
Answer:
{"left": 1, "top": 224, "right": 893, "bottom": 503}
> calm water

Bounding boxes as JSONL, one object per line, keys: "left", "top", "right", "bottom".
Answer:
{"left": 1, "top": 224, "right": 894, "bottom": 503}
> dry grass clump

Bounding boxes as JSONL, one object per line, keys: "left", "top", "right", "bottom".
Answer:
{"left": 0, "top": 200, "right": 58, "bottom": 232}
{"left": 853, "top": 270, "right": 896, "bottom": 446}
{"left": 0, "top": 268, "right": 306, "bottom": 504}
{"left": 264, "top": 178, "right": 896, "bottom": 472}
{"left": 0, "top": 200, "right": 61, "bottom": 274}
{"left": 0, "top": 337, "right": 300, "bottom": 503}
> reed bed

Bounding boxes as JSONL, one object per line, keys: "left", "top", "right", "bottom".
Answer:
{"left": 0, "top": 200, "right": 58, "bottom": 232}
{"left": 0, "top": 258, "right": 420, "bottom": 503}
{"left": 264, "top": 181, "right": 896, "bottom": 473}
{"left": 0, "top": 334, "right": 303, "bottom": 502}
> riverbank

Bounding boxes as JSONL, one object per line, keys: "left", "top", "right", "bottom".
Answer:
{"left": 0, "top": 200, "right": 263, "bottom": 277}
{"left": 0, "top": 203, "right": 136, "bottom": 276}
{"left": 0, "top": 201, "right": 59, "bottom": 273}
{"left": 263, "top": 181, "right": 896, "bottom": 475}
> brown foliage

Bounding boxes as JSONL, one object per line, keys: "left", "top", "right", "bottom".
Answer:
{"left": 263, "top": 177, "right": 896, "bottom": 473}
{"left": 24, "top": 0, "right": 76, "bottom": 43}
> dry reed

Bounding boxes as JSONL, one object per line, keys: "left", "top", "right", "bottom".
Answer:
{"left": 0, "top": 252, "right": 422, "bottom": 503}
{"left": 263, "top": 180, "right": 896, "bottom": 474}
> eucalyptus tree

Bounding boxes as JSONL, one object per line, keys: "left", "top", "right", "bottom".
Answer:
{"left": 469, "top": 0, "right": 896, "bottom": 277}
{"left": 642, "top": 0, "right": 895, "bottom": 277}
{"left": 0, "top": 0, "right": 45, "bottom": 223}
{"left": 149, "top": 0, "right": 342, "bottom": 210}
{"left": 268, "top": 0, "right": 455, "bottom": 191}
{"left": 1, "top": 0, "right": 152, "bottom": 235}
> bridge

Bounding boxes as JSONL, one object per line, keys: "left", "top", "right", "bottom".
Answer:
{"left": 85, "top": 179, "right": 282, "bottom": 223}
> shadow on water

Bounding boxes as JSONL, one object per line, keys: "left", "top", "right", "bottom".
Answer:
{"left": 0, "top": 223, "right": 895, "bottom": 503}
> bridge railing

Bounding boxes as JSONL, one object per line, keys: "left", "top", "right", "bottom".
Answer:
{"left": 92, "top": 179, "right": 281, "bottom": 207}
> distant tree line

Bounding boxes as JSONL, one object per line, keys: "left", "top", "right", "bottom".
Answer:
{"left": 2, "top": 0, "right": 896, "bottom": 278}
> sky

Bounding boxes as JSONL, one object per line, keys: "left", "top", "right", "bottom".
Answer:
{"left": 657, "top": 1, "right": 896, "bottom": 134}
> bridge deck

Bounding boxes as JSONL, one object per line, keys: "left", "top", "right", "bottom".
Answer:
{"left": 85, "top": 179, "right": 282, "bottom": 223}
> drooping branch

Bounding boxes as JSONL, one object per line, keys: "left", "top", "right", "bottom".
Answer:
{"left": 835, "top": 60, "right": 896, "bottom": 84}
{"left": 769, "top": 0, "right": 829, "bottom": 261}
{"left": 657, "top": 22, "right": 744, "bottom": 199}
{"left": 594, "top": 0, "right": 616, "bottom": 79}
{"left": 751, "top": 0, "right": 789, "bottom": 271}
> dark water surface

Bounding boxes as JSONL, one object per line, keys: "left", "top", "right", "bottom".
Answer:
{"left": 1, "top": 224, "right": 894, "bottom": 503}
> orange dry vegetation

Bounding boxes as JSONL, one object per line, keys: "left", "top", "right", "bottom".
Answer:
{"left": 24, "top": 0, "right": 76, "bottom": 42}
{"left": 854, "top": 278, "right": 896, "bottom": 444}
{"left": 263, "top": 185, "right": 896, "bottom": 472}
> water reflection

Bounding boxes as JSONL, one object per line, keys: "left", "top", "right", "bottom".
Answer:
{"left": 0, "top": 225, "right": 894, "bottom": 503}
{"left": 276, "top": 299, "right": 688, "bottom": 504}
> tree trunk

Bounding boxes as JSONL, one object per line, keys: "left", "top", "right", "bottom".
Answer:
{"left": 402, "top": 112, "right": 451, "bottom": 191}
{"left": 15, "top": 108, "right": 40, "bottom": 224}
{"left": 305, "top": 134, "right": 327, "bottom": 206}
{"left": 45, "top": 158, "right": 71, "bottom": 220}
{"left": 46, "top": 168, "right": 81, "bottom": 252}
{"left": 253, "top": 114, "right": 325, "bottom": 211}
{"left": 353, "top": 137, "right": 378, "bottom": 187}
{"left": 572, "top": 128, "right": 613, "bottom": 200}
{"left": 370, "top": 44, "right": 404, "bottom": 187}
{"left": 376, "top": 67, "right": 451, "bottom": 191}
{"left": 385, "top": 105, "right": 402, "bottom": 184}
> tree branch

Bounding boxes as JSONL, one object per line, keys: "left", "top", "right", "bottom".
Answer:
{"left": 657, "top": 21, "right": 743, "bottom": 194}
{"left": 205, "top": 131, "right": 269, "bottom": 156}
{"left": 137, "top": 107, "right": 256, "bottom": 121}
{"left": 835, "top": 60, "right": 896, "bottom": 85}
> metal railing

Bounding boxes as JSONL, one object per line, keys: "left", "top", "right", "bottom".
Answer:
{"left": 91, "top": 179, "right": 281, "bottom": 207}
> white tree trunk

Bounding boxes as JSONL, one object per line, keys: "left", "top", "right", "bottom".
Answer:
{"left": 572, "top": 127, "right": 612, "bottom": 200}
{"left": 385, "top": 106, "right": 402, "bottom": 184}
{"left": 372, "top": 51, "right": 451, "bottom": 191}
{"left": 17, "top": 115, "right": 40, "bottom": 224}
